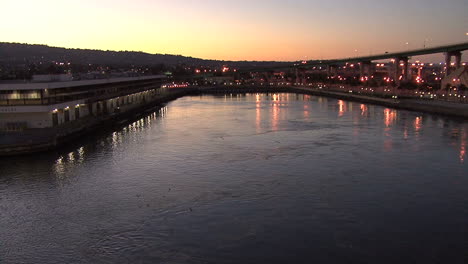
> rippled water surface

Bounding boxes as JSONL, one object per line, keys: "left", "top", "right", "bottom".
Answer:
{"left": 1, "top": 94, "right": 468, "bottom": 264}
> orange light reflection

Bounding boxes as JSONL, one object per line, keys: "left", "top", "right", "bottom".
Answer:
{"left": 360, "top": 104, "right": 368, "bottom": 116}
{"left": 460, "top": 128, "right": 467, "bottom": 163}
{"left": 271, "top": 94, "right": 280, "bottom": 131}
{"left": 384, "top": 108, "right": 397, "bottom": 128}
{"left": 338, "top": 100, "right": 346, "bottom": 117}
{"left": 304, "top": 104, "right": 310, "bottom": 118}
{"left": 414, "top": 117, "right": 422, "bottom": 132}
{"left": 256, "top": 94, "right": 261, "bottom": 133}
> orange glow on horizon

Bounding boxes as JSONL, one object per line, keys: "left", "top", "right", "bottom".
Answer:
{"left": 1, "top": 0, "right": 466, "bottom": 61}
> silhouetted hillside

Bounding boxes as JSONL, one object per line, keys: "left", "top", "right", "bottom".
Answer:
{"left": 0, "top": 42, "right": 290, "bottom": 68}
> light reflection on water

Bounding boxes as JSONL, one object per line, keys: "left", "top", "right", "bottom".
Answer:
{"left": 360, "top": 104, "right": 368, "bottom": 116}
{"left": 384, "top": 108, "right": 397, "bottom": 128}
{"left": 414, "top": 116, "right": 423, "bottom": 133}
{"left": 1, "top": 94, "right": 468, "bottom": 264}
{"left": 461, "top": 138, "right": 466, "bottom": 163}
{"left": 51, "top": 107, "right": 169, "bottom": 178}
{"left": 338, "top": 100, "right": 346, "bottom": 117}
{"left": 46, "top": 94, "right": 467, "bottom": 189}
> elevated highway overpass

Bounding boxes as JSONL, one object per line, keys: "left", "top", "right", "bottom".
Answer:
{"left": 221, "top": 42, "right": 468, "bottom": 83}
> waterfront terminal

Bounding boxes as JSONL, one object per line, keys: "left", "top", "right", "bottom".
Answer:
{"left": 0, "top": 76, "right": 195, "bottom": 155}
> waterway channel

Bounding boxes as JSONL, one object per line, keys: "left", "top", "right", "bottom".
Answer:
{"left": 1, "top": 93, "right": 467, "bottom": 263}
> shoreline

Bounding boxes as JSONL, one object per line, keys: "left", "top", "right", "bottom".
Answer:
{"left": 1, "top": 85, "right": 467, "bottom": 156}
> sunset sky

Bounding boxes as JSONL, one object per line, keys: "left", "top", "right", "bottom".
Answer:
{"left": 1, "top": 0, "right": 467, "bottom": 61}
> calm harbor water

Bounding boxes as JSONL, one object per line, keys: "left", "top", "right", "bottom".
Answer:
{"left": 1, "top": 93, "right": 468, "bottom": 264}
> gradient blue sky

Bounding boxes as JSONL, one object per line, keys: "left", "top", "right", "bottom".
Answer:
{"left": 1, "top": 0, "right": 467, "bottom": 61}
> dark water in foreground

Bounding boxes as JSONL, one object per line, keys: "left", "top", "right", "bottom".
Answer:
{"left": 1, "top": 94, "right": 468, "bottom": 264}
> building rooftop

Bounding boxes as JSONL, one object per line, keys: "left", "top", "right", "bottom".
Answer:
{"left": 0, "top": 75, "right": 166, "bottom": 91}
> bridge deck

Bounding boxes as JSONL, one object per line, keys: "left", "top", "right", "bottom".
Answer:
{"left": 324, "top": 42, "right": 468, "bottom": 64}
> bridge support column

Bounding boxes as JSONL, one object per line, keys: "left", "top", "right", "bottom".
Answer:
{"left": 300, "top": 68, "right": 307, "bottom": 84}
{"left": 327, "top": 65, "right": 333, "bottom": 77}
{"left": 445, "top": 51, "right": 463, "bottom": 77}
{"left": 367, "top": 62, "right": 375, "bottom": 77}
{"left": 394, "top": 57, "right": 408, "bottom": 82}
{"left": 402, "top": 57, "right": 409, "bottom": 81}
{"left": 327, "top": 65, "right": 337, "bottom": 78}
{"left": 295, "top": 68, "right": 299, "bottom": 84}
{"left": 445, "top": 51, "right": 462, "bottom": 77}
{"left": 445, "top": 53, "right": 452, "bottom": 77}
{"left": 360, "top": 61, "right": 372, "bottom": 78}
{"left": 454, "top": 51, "right": 462, "bottom": 69}
{"left": 394, "top": 59, "right": 400, "bottom": 83}
{"left": 265, "top": 72, "right": 276, "bottom": 84}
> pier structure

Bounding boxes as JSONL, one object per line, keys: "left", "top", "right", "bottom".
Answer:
{"left": 0, "top": 76, "right": 167, "bottom": 130}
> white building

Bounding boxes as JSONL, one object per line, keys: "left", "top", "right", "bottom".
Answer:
{"left": 0, "top": 76, "right": 166, "bottom": 131}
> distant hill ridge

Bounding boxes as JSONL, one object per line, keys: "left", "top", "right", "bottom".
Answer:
{"left": 0, "top": 42, "right": 289, "bottom": 68}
